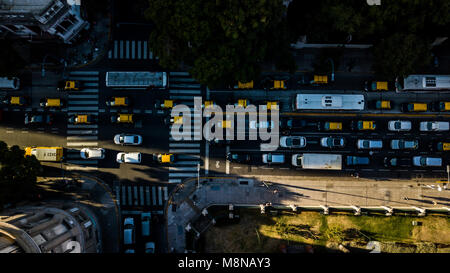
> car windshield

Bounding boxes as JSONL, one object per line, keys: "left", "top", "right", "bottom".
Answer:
{"left": 427, "top": 123, "right": 433, "bottom": 130}
{"left": 85, "top": 151, "right": 89, "bottom": 157}
{"left": 119, "top": 136, "right": 124, "bottom": 143}
{"left": 391, "top": 158, "right": 397, "bottom": 166}
{"left": 267, "top": 154, "right": 272, "bottom": 161}
{"left": 398, "top": 141, "right": 404, "bottom": 149}
{"left": 121, "top": 154, "right": 125, "bottom": 161}
{"left": 286, "top": 138, "right": 292, "bottom": 146}
{"left": 232, "top": 154, "right": 238, "bottom": 159}
{"left": 420, "top": 157, "right": 426, "bottom": 166}
{"left": 394, "top": 122, "right": 401, "bottom": 129}
{"left": 363, "top": 141, "right": 369, "bottom": 148}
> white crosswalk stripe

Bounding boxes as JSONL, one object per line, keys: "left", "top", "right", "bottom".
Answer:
{"left": 65, "top": 71, "right": 100, "bottom": 171}
{"left": 115, "top": 184, "right": 168, "bottom": 210}
{"left": 167, "top": 72, "right": 203, "bottom": 183}
{"left": 108, "top": 39, "right": 157, "bottom": 60}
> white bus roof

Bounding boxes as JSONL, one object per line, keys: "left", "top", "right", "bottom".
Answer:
{"left": 106, "top": 71, "right": 167, "bottom": 88}
{"left": 295, "top": 94, "right": 365, "bottom": 110}
{"left": 403, "top": 75, "right": 450, "bottom": 90}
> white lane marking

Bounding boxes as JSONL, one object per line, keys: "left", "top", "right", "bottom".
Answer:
{"left": 67, "top": 106, "right": 99, "bottom": 111}
{"left": 67, "top": 124, "right": 98, "bottom": 129}
{"left": 66, "top": 142, "right": 99, "bottom": 146}
{"left": 69, "top": 71, "right": 99, "bottom": 75}
{"left": 169, "top": 143, "right": 201, "bottom": 147}
{"left": 126, "top": 40, "right": 130, "bottom": 59}
{"left": 137, "top": 41, "right": 142, "bottom": 59}
{"left": 66, "top": 160, "right": 98, "bottom": 165}
{"left": 169, "top": 179, "right": 182, "bottom": 183}
{"left": 68, "top": 95, "right": 98, "bottom": 99}
{"left": 163, "top": 187, "right": 168, "bottom": 201}
{"left": 171, "top": 161, "right": 201, "bottom": 165}
{"left": 120, "top": 40, "right": 124, "bottom": 59}
{"left": 152, "top": 186, "right": 156, "bottom": 206}
{"left": 66, "top": 136, "right": 98, "bottom": 140}
{"left": 169, "top": 71, "right": 189, "bottom": 76}
{"left": 168, "top": 173, "right": 198, "bottom": 177}
{"left": 158, "top": 187, "right": 162, "bottom": 206}
{"left": 169, "top": 90, "right": 201, "bottom": 94}
{"left": 68, "top": 100, "right": 99, "bottom": 105}
{"left": 143, "top": 41, "right": 148, "bottom": 59}
{"left": 114, "top": 40, "right": 118, "bottom": 58}
{"left": 66, "top": 130, "right": 98, "bottom": 135}
{"left": 65, "top": 166, "right": 98, "bottom": 171}
{"left": 169, "top": 149, "right": 200, "bottom": 153}
{"left": 169, "top": 167, "right": 199, "bottom": 171}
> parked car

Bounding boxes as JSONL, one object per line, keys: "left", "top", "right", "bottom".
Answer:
{"left": 141, "top": 212, "right": 151, "bottom": 237}
{"left": 24, "top": 113, "right": 53, "bottom": 125}
{"left": 123, "top": 218, "right": 135, "bottom": 245}
{"left": 346, "top": 156, "right": 370, "bottom": 166}
{"left": 80, "top": 148, "right": 105, "bottom": 159}
{"left": 320, "top": 137, "right": 345, "bottom": 148}
{"left": 357, "top": 139, "right": 383, "bottom": 149}
{"left": 384, "top": 157, "right": 411, "bottom": 168}
{"left": 3, "top": 96, "right": 28, "bottom": 106}
{"left": 279, "top": 136, "right": 306, "bottom": 148}
{"left": 436, "top": 142, "right": 450, "bottom": 151}
{"left": 373, "top": 100, "right": 392, "bottom": 110}
{"left": 280, "top": 119, "right": 306, "bottom": 129}
{"left": 106, "top": 97, "right": 130, "bottom": 107}
{"left": 412, "top": 156, "right": 442, "bottom": 167}
{"left": 420, "top": 121, "right": 450, "bottom": 131}
{"left": 145, "top": 242, "right": 155, "bottom": 253}
{"left": 262, "top": 153, "right": 285, "bottom": 164}
{"left": 322, "top": 122, "right": 342, "bottom": 131}
{"left": 111, "top": 114, "right": 133, "bottom": 124}
{"left": 249, "top": 120, "right": 274, "bottom": 129}
{"left": 401, "top": 103, "right": 427, "bottom": 112}
{"left": 352, "top": 120, "right": 376, "bottom": 131}
{"left": 226, "top": 153, "right": 251, "bottom": 163}
{"left": 116, "top": 152, "right": 141, "bottom": 164}
{"left": 39, "top": 98, "right": 65, "bottom": 108}
{"left": 113, "top": 134, "right": 143, "bottom": 145}
{"left": 390, "top": 139, "right": 418, "bottom": 150}
{"left": 432, "top": 101, "right": 450, "bottom": 112}
{"left": 388, "top": 120, "right": 412, "bottom": 131}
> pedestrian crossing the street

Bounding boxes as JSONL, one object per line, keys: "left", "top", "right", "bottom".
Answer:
{"left": 115, "top": 184, "right": 168, "bottom": 210}
{"left": 65, "top": 71, "right": 100, "bottom": 171}
{"left": 168, "top": 72, "right": 203, "bottom": 183}
{"left": 107, "top": 40, "right": 158, "bottom": 60}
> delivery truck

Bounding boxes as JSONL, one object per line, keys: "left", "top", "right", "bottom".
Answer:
{"left": 291, "top": 153, "right": 342, "bottom": 170}
{"left": 25, "top": 147, "right": 63, "bottom": 162}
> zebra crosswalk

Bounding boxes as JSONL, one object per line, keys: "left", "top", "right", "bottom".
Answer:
{"left": 108, "top": 40, "right": 158, "bottom": 60}
{"left": 65, "top": 71, "right": 100, "bottom": 171}
{"left": 168, "top": 72, "right": 203, "bottom": 183}
{"left": 115, "top": 184, "right": 168, "bottom": 210}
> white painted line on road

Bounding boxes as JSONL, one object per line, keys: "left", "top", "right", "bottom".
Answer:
{"left": 66, "top": 142, "right": 98, "bottom": 146}
{"left": 6, "top": 130, "right": 13, "bottom": 133}
{"left": 169, "top": 89, "right": 201, "bottom": 94}
{"left": 121, "top": 185, "right": 126, "bottom": 206}
{"left": 133, "top": 109, "right": 141, "bottom": 113}
{"left": 163, "top": 187, "right": 168, "bottom": 201}
{"left": 69, "top": 76, "right": 98, "bottom": 81}
{"left": 83, "top": 82, "right": 99, "bottom": 87}
{"left": 177, "top": 154, "right": 201, "bottom": 160}
{"left": 233, "top": 166, "right": 242, "bottom": 169}
{"left": 68, "top": 112, "right": 99, "bottom": 116}
{"left": 99, "top": 109, "right": 105, "bottom": 113}
{"left": 152, "top": 186, "right": 156, "bottom": 206}
{"left": 150, "top": 50, "right": 153, "bottom": 60}
{"left": 119, "top": 40, "right": 124, "bottom": 59}
{"left": 66, "top": 135, "right": 98, "bottom": 140}
{"left": 168, "top": 173, "right": 198, "bottom": 177}
{"left": 260, "top": 167, "right": 274, "bottom": 170}
{"left": 25, "top": 108, "right": 32, "bottom": 111}
{"left": 171, "top": 161, "right": 200, "bottom": 165}
{"left": 226, "top": 145, "right": 230, "bottom": 174}
{"left": 67, "top": 130, "right": 98, "bottom": 135}
{"left": 170, "top": 83, "right": 200, "bottom": 88}
{"left": 145, "top": 110, "right": 152, "bottom": 114}
{"left": 169, "top": 95, "right": 197, "bottom": 100}
{"left": 169, "top": 167, "right": 199, "bottom": 171}
{"left": 67, "top": 160, "right": 98, "bottom": 165}
{"left": 13, "top": 109, "right": 20, "bottom": 112}
{"left": 169, "top": 143, "right": 201, "bottom": 148}
{"left": 21, "top": 131, "right": 28, "bottom": 133}
{"left": 169, "top": 149, "right": 200, "bottom": 153}
{"left": 37, "top": 108, "right": 44, "bottom": 112}
{"left": 68, "top": 100, "right": 99, "bottom": 105}
{"left": 169, "top": 179, "right": 181, "bottom": 183}
{"left": 157, "top": 186, "right": 162, "bottom": 206}
{"left": 77, "top": 89, "right": 98, "bottom": 93}
{"left": 65, "top": 166, "right": 98, "bottom": 171}
{"left": 67, "top": 124, "right": 98, "bottom": 129}
{"left": 140, "top": 186, "right": 144, "bottom": 206}
{"left": 127, "top": 186, "right": 132, "bottom": 206}
{"left": 145, "top": 186, "right": 150, "bottom": 206}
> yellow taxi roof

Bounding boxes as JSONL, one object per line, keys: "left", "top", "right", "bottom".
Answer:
{"left": 204, "top": 101, "right": 213, "bottom": 108}
{"left": 376, "top": 81, "right": 388, "bottom": 90}
{"left": 11, "top": 97, "right": 21, "bottom": 104}
{"left": 77, "top": 115, "right": 88, "bottom": 123}
{"left": 164, "top": 100, "right": 173, "bottom": 108}
{"left": 329, "top": 122, "right": 342, "bottom": 129}
{"left": 238, "top": 81, "right": 253, "bottom": 89}
{"left": 173, "top": 116, "right": 183, "bottom": 124}
{"left": 161, "top": 154, "right": 172, "bottom": 163}
{"left": 362, "top": 121, "right": 375, "bottom": 129}
{"left": 267, "top": 102, "right": 278, "bottom": 110}
{"left": 119, "top": 114, "right": 133, "bottom": 121}
{"left": 221, "top": 120, "right": 231, "bottom": 128}
{"left": 442, "top": 143, "right": 450, "bottom": 150}
{"left": 47, "top": 99, "right": 60, "bottom": 106}
{"left": 115, "top": 97, "right": 126, "bottom": 105}
{"left": 273, "top": 80, "right": 285, "bottom": 89}
{"left": 314, "top": 75, "right": 328, "bottom": 83}
{"left": 444, "top": 102, "right": 450, "bottom": 110}
{"left": 381, "top": 101, "right": 391, "bottom": 108}
{"left": 238, "top": 99, "right": 247, "bottom": 107}
{"left": 413, "top": 103, "right": 427, "bottom": 111}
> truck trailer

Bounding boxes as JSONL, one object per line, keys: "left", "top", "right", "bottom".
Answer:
{"left": 25, "top": 147, "right": 63, "bottom": 162}
{"left": 291, "top": 153, "right": 342, "bottom": 170}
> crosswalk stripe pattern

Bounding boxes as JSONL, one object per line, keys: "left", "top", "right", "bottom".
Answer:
{"left": 65, "top": 71, "right": 100, "bottom": 171}
{"left": 115, "top": 184, "right": 168, "bottom": 210}
{"left": 167, "top": 72, "right": 203, "bottom": 183}
{"left": 108, "top": 40, "right": 158, "bottom": 60}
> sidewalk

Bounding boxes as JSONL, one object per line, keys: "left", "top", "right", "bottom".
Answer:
{"left": 165, "top": 176, "right": 450, "bottom": 252}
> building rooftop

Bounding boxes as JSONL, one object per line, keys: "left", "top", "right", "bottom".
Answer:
{"left": 0, "top": 0, "right": 53, "bottom": 14}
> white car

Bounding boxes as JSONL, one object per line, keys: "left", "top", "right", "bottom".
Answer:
{"left": 123, "top": 217, "right": 135, "bottom": 245}
{"left": 420, "top": 121, "right": 450, "bottom": 131}
{"left": 145, "top": 242, "right": 155, "bottom": 253}
{"left": 279, "top": 136, "right": 306, "bottom": 148}
{"left": 357, "top": 139, "right": 383, "bottom": 149}
{"left": 412, "top": 156, "right": 442, "bottom": 167}
{"left": 114, "top": 134, "right": 143, "bottom": 145}
{"left": 249, "top": 120, "right": 274, "bottom": 129}
{"left": 116, "top": 152, "right": 142, "bottom": 164}
{"left": 388, "top": 120, "right": 412, "bottom": 131}
{"left": 80, "top": 148, "right": 105, "bottom": 159}
{"left": 262, "top": 153, "right": 285, "bottom": 164}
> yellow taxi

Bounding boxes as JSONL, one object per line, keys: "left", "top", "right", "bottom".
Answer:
{"left": 170, "top": 116, "right": 183, "bottom": 124}
{"left": 162, "top": 99, "right": 174, "bottom": 109}
{"left": 68, "top": 114, "right": 96, "bottom": 124}
{"left": 58, "top": 80, "right": 81, "bottom": 91}
{"left": 237, "top": 81, "right": 254, "bottom": 89}
{"left": 311, "top": 75, "right": 328, "bottom": 85}
{"left": 402, "top": 103, "right": 428, "bottom": 112}
{"left": 153, "top": 153, "right": 175, "bottom": 163}
{"left": 437, "top": 142, "right": 450, "bottom": 151}
{"left": 375, "top": 100, "right": 391, "bottom": 109}
{"left": 106, "top": 97, "right": 129, "bottom": 107}
{"left": 271, "top": 80, "right": 287, "bottom": 90}
{"left": 370, "top": 81, "right": 388, "bottom": 91}
{"left": 7, "top": 96, "right": 27, "bottom": 106}
{"left": 111, "top": 113, "right": 133, "bottom": 123}
{"left": 40, "top": 98, "right": 65, "bottom": 108}
{"left": 355, "top": 120, "right": 376, "bottom": 130}
{"left": 323, "top": 122, "right": 342, "bottom": 131}
{"left": 437, "top": 101, "right": 450, "bottom": 111}
{"left": 203, "top": 100, "right": 216, "bottom": 109}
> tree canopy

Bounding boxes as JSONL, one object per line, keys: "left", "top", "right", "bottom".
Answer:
{"left": 0, "top": 141, "right": 42, "bottom": 210}
{"left": 145, "top": 0, "right": 295, "bottom": 88}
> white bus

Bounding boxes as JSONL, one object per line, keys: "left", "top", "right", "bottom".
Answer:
{"left": 106, "top": 71, "right": 168, "bottom": 89}
{"left": 402, "top": 75, "right": 450, "bottom": 91}
{"left": 295, "top": 94, "right": 365, "bottom": 111}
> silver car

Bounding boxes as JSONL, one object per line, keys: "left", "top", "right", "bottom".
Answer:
{"left": 114, "top": 134, "right": 143, "bottom": 145}
{"left": 390, "top": 139, "right": 418, "bottom": 150}
{"left": 116, "top": 152, "right": 141, "bottom": 164}
{"left": 80, "top": 148, "right": 105, "bottom": 159}
{"left": 388, "top": 120, "right": 412, "bottom": 131}
{"left": 279, "top": 136, "right": 306, "bottom": 148}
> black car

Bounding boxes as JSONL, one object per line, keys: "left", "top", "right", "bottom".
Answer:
{"left": 24, "top": 113, "right": 53, "bottom": 125}
{"left": 383, "top": 157, "right": 411, "bottom": 168}
{"left": 280, "top": 119, "right": 312, "bottom": 130}
{"left": 226, "top": 153, "right": 251, "bottom": 163}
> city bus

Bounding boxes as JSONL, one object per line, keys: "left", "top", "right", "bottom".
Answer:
{"left": 105, "top": 71, "right": 168, "bottom": 89}
{"left": 295, "top": 94, "right": 365, "bottom": 111}
{"left": 402, "top": 75, "right": 450, "bottom": 92}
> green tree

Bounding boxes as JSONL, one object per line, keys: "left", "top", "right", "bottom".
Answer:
{"left": 373, "top": 33, "right": 432, "bottom": 80}
{"left": 0, "top": 141, "right": 42, "bottom": 210}
{"left": 145, "top": 0, "right": 293, "bottom": 88}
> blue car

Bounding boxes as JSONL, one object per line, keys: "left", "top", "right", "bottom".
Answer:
{"left": 346, "top": 156, "right": 369, "bottom": 166}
